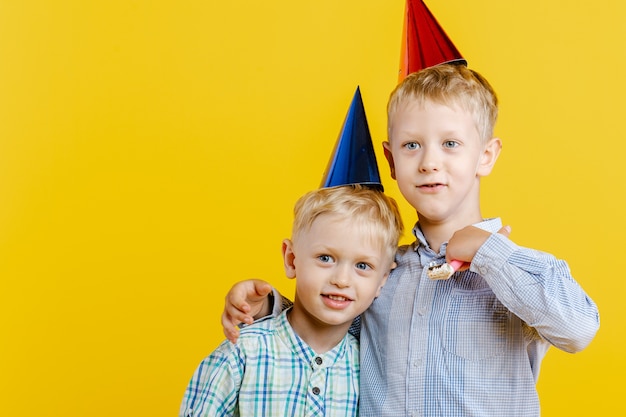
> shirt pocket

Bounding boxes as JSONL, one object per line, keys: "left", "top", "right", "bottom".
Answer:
{"left": 442, "top": 288, "right": 509, "bottom": 361}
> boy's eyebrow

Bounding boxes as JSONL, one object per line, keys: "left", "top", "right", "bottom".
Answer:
{"left": 312, "top": 242, "right": 386, "bottom": 260}
{"left": 390, "top": 127, "right": 421, "bottom": 137}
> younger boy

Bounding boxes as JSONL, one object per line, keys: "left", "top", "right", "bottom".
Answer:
{"left": 180, "top": 184, "right": 403, "bottom": 417}
{"left": 221, "top": 64, "right": 600, "bottom": 417}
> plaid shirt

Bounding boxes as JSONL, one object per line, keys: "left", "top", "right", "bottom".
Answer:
{"left": 180, "top": 309, "right": 359, "bottom": 417}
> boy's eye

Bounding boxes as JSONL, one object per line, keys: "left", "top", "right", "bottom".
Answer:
{"left": 355, "top": 262, "right": 372, "bottom": 271}
{"left": 318, "top": 254, "right": 334, "bottom": 263}
{"left": 443, "top": 140, "right": 458, "bottom": 149}
{"left": 404, "top": 142, "right": 420, "bottom": 150}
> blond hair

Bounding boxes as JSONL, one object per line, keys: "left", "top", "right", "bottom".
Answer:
{"left": 387, "top": 64, "right": 498, "bottom": 143}
{"left": 291, "top": 185, "right": 403, "bottom": 260}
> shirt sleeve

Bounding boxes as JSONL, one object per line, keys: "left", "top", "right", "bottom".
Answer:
{"left": 471, "top": 232, "right": 600, "bottom": 353}
{"left": 179, "top": 342, "right": 243, "bottom": 417}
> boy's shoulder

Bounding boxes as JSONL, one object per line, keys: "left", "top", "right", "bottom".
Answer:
{"left": 237, "top": 312, "right": 282, "bottom": 340}
{"left": 392, "top": 242, "right": 419, "bottom": 270}
{"left": 206, "top": 314, "right": 283, "bottom": 366}
{"left": 396, "top": 242, "right": 417, "bottom": 257}
{"left": 235, "top": 308, "right": 300, "bottom": 350}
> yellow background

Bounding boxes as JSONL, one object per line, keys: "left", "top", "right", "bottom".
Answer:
{"left": 1, "top": 0, "right": 623, "bottom": 415}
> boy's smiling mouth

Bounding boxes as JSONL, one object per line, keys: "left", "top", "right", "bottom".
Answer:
{"left": 325, "top": 294, "right": 353, "bottom": 302}
{"left": 418, "top": 182, "right": 446, "bottom": 189}
{"left": 322, "top": 293, "right": 355, "bottom": 310}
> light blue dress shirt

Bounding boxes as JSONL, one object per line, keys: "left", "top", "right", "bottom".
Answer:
{"left": 358, "top": 218, "right": 599, "bottom": 417}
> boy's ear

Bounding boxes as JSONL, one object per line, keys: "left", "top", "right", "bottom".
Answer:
{"left": 477, "top": 137, "right": 502, "bottom": 177}
{"left": 282, "top": 239, "right": 296, "bottom": 279}
{"left": 382, "top": 141, "right": 396, "bottom": 179}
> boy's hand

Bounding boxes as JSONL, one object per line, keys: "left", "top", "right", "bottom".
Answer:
{"left": 221, "top": 279, "right": 273, "bottom": 343}
{"left": 446, "top": 225, "right": 511, "bottom": 271}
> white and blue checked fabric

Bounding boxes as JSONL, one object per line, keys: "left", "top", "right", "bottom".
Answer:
{"left": 358, "top": 218, "right": 599, "bottom": 417}
{"left": 180, "top": 309, "right": 359, "bottom": 417}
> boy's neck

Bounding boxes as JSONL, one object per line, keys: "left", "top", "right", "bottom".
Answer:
{"left": 287, "top": 306, "right": 352, "bottom": 354}
{"left": 419, "top": 214, "right": 483, "bottom": 254}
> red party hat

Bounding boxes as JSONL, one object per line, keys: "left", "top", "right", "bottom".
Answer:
{"left": 399, "top": 0, "right": 466, "bottom": 81}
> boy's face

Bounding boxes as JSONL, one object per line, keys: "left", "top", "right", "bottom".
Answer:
{"left": 282, "top": 213, "right": 392, "bottom": 331}
{"left": 384, "top": 99, "right": 500, "bottom": 226}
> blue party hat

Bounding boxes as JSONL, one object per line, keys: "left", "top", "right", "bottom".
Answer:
{"left": 320, "top": 87, "right": 383, "bottom": 191}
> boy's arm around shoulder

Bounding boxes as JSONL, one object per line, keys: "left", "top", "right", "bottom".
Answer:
{"left": 469, "top": 230, "right": 600, "bottom": 353}
{"left": 222, "top": 279, "right": 292, "bottom": 343}
{"left": 180, "top": 340, "right": 243, "bottom": 417}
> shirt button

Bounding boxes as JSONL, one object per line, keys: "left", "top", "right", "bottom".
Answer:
{"left": 312, "top": 387, "right": 321, "bottom": 395}
{"left": 314, "top": 356, "right": 323, "bottom": 365}
{"left": 417, "top": 307, "right": 427, "bottom": 316}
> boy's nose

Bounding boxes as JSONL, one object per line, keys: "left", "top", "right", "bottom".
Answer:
{"left": 330, "top": 268, "right": 351, "bottom": 288}
{"left": 418, "top": 148, "right": 440, "bottom": 172}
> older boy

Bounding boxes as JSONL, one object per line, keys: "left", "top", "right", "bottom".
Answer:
{"left": 180, "top": 185, "right": 403, "bottom": 417}
{"left": 221, "top": 64, "right": 600, "bottom": 416}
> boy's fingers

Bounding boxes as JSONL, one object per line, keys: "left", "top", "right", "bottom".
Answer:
{"left": 223, "top": 300, "right": 253, "bottom": 325}
{"left": 455, "top": 261, "right": 471, "bottom": 272}
{"left": 225, "top": 287, "right": 250, "bottom": 313}
{"left": 221, "top": 310, "right": 248, "bottom": 343}
{"left": 226, "top": 280, "right": 269, "bottom": 307}
{"left": 498, "top": 225, "right": 512, "bottom": 238}
{"left": 221, "top": 314, "right": 240, "bottom": 343}
{"left": 251, "top": 280, "right": 273, "bottom": 299}
{"left": 221, "top": 279, "right": 273, "bottom": 343}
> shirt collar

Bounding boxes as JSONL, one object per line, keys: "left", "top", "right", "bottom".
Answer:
{"left": 276, "top": 308, "right": 353, "bottom": 369}
{"left": 412, "top": 217, "right": 503, "bottom": 252}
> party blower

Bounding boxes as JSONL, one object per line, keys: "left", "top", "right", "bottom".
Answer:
{"left": 427, "top": 259, "right": 465, "bottom": 280}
